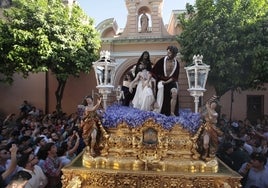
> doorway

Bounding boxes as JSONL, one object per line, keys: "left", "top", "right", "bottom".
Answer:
{"left": 247, "top": 95, "right": 264, "bottom": 124}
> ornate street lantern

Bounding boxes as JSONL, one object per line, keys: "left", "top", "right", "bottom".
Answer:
{"left": 93, "top": 51, "right": 118, "bottom": 109}
{"left": 185, "top": 55, "right": 210, "bottom": 113}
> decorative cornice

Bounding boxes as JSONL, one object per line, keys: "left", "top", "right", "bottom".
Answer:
{"left": 101, "top": 35, "right": 176, "bottom": 44}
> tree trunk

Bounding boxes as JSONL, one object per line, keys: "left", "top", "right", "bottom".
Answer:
{"left": 55, "top": 78, "right": 66, "bottom": 114}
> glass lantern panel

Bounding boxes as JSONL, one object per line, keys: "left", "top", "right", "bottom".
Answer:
{"left": 197, "top": 69, "right": 208, "bottom": 88}
{"left": 96, "top": 66, "right": 104, "bottom": 85}
{"left": 188, "top": 69, "right": 195, "bottom": 88}
{"left": 107, "top": 69, "right": 112, "bottom": 84}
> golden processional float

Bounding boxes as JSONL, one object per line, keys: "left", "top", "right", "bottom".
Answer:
{"left": 62, "top": 52, "right": 242, "bottom": 188}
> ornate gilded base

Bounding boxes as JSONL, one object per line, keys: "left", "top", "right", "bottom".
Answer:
{"left": 82, "top": 119, "right": 220, "bottom": 172}
{"left": 62, "top": 152, "right": 241, "bottom": 188}
{"left": 62, "top": 119, "right": 241, "bottom": 187}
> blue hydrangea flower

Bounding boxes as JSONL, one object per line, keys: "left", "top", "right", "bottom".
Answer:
{"left": 102, "top": 104, "right": 201, "bottom": 134}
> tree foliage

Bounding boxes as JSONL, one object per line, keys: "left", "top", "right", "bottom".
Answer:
{"left": 0, "top": 0, "right": 101, "bottom": 112}
{"left": 178, "top": 0, "right": 268, "bottom": 97}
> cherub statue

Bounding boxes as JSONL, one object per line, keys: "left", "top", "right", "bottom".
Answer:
{"left": 199, "top": 97, "right": 223, "bottom": 160}
{"left": 80, "top": 96, "right": 109, "bottom": 157}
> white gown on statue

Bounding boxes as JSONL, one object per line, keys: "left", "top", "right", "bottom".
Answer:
{"left": 132, "top": 70, "right": 155, "bottom": 111}
{"left": 153, "top": 81, "right": 164, "bottom": 113}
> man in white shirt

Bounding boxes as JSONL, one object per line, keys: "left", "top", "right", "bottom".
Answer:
{"left": 239, "top": 152, "right": 268, "bottom": 188}
{"left": 18, "top": 153, "right": 47, "bottom": 188}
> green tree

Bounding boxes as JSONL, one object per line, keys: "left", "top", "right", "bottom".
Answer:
{"left": 178, "top": 0, "right": 268, "bottom": 97}
{"left": 0, "top": 0, "right": 101, "bottom": 113}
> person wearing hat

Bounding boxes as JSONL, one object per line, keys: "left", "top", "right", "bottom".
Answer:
{"left": 239, "top": 152, "right": 268, "bottom": 188}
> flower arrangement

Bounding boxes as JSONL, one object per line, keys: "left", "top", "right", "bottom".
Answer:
{"left": 102, "top": 104, "right": 202, "bottom": 134}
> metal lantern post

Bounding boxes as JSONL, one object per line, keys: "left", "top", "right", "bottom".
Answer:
{"left": 185, "top": 55, "right": 210, "bottom": 113}
{"left": 93, "top": 51, "right": 118, "bottom": 110}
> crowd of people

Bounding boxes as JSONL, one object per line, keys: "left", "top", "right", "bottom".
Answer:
{"left": 0, "top": 100, "right": 86, "bottom": 187}
{"left": 215, "top": 115, "right": 268, "bottom": 187}
{"left": 196, "top": 97, "right": 268, "bottom": 187}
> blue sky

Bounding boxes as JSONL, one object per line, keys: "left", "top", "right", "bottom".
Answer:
{"left": 77, "top": 0, "right": 195, "bottom": 28}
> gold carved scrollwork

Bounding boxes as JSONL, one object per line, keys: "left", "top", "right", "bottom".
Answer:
{"left": 82, "top": 119, "right": 221, "bottom": 172}
{"left": 134, "top": 120, "right": 167, "bottom": 164}
{"left": 62, "top": 173, "right": 82, "bottom": 188}
{"left": 65, "top": 176, "right": 82, "bottom": 188}
{"left": 62, "top": 165, "right": 241, "bottom": 188}
{"left": 65, "top": 119, "right": 242, "bottom": 187}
